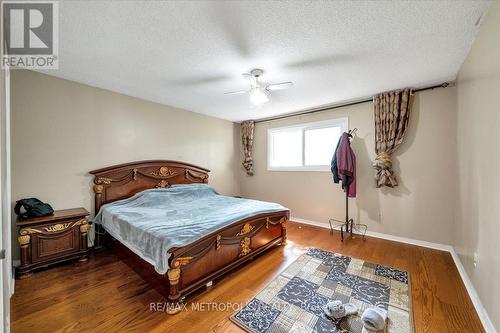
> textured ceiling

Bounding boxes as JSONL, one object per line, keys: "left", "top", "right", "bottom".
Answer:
{"left": 39, "top": 0, "right": 490, "bottom": 122}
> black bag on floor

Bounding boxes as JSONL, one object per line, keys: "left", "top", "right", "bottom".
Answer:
{"left": 14, "top": 198, "right": 54, "bottom": 219}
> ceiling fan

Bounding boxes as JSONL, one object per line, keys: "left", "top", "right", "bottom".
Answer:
{"left": 224, "top": 69, "right": 293, "bottom": 106}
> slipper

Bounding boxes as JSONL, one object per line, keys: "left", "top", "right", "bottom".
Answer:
{"left": 324, "top": 300, "right": 358, "bottom": 320}
{"left": 362, "top": 307, "right": 388, "bottom": 331}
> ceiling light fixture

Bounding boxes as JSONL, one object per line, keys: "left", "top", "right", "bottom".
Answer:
{"left": 249, "top": 87, "right": 269, "bottom": 106}
{"left": 224, "top": 69, "right": 292, "bottom": 106}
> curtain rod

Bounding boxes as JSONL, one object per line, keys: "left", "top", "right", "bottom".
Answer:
{"left": 253, "top": 82, "right": 451, "bottom": 124}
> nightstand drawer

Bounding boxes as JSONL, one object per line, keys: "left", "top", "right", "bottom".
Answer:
{"left": 32, "top": 227, "right": 80, "bottom": 262}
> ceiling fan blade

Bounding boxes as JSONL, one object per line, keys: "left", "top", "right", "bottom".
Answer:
{"left": 224, "top": 90, "right": 248, "bottom": 95}
{"left": 266, "top": 82, "right": 293, "bottom": 91}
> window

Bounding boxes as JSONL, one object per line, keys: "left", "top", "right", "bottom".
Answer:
{"left": 267, "top": 118, "right": 348, "bottom": 171}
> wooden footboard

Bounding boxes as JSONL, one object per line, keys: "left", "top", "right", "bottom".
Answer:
{"left": 166, "top": 211, "right": 288, "bottom": 312}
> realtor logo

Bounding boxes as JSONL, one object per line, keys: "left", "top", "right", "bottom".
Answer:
{"left": 2, "top": 1, "right": 58, "bottom": 69}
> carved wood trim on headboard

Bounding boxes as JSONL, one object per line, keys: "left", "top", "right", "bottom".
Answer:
{"left": 89, "top": 160, "right": 210, "bottom": 212}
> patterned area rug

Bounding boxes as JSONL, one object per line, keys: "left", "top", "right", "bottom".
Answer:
{"left": 231, "top": 248, "right": 413, "bottom": 333}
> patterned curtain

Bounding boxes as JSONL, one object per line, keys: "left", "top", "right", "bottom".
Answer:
{"left": 373, "top": 88, "right": 414, "bottom": 188}
{"left": 241, "top": 120, "right": 255, "bottom": 176}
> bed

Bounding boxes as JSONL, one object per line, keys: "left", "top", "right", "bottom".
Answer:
{"left": 90, "top": 160, "right": 289, "bottom": 314}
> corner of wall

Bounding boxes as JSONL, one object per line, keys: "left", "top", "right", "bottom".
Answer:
{"left": 233, "top": 121, "right": 243, "bottom": 196}
{"left": 452, "top": 2, "right": 500, "bottom": 331}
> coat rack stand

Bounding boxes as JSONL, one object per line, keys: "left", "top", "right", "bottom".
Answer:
{"left": 328, "top": 128, "right": 368, "bottom": 241}
{"left": 328, "top": 191, "right": 367, "bottom": 241}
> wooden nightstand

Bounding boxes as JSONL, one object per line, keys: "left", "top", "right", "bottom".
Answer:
{"left": 16, "top": 207, "right": 90, "bottom": 279}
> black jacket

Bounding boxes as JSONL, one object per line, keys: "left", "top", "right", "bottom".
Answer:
{"left": 330, "top": 136, "right": 342, "bottom": 183}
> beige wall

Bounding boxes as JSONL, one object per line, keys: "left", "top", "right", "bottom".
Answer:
{"left": 240, "top": 86, "right": 458, "bottom": 245}
{"left": 455, "top": 2, "right": 500, "bottom": 330}
{"left": 11, "top": 70, "right": 241, "bottom": 217}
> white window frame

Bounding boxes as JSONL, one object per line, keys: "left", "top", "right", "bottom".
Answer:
{"left": 267, "top": 117, "right": 349, "bottom": 172}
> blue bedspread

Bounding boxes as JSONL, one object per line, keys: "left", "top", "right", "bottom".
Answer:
{"left": 94, "top": 184, "right": 288, "bottom": 274}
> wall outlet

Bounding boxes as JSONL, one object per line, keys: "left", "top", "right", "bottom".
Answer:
{"left": 473, "top": 252, "right": 479, "bottom": 267}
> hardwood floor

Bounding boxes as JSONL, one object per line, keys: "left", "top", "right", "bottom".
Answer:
{"left": 11, "top": 222, "right": 484, "bottom": 333}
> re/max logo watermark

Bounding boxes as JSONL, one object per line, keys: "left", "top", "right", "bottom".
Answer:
{"left": 149, "top": 301, "right": 293, "bottom": 313}
{"left": 1, "top": 1, "right": 59, "bottom": 69}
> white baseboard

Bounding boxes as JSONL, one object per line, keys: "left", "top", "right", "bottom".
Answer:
{"left": 11, "top": 259, "right": 20, "bottom": 296}
{"left": 449, "top": 249, "right": 497, "bottom": 333}
{"left": 10, "top": 271, "right": 15, "bottom": 297}
{"left": 291, "top": 217, "right": 452, "bottom": 251}
{"left": 290, "top": 216, "right": 497, "bottom": 333}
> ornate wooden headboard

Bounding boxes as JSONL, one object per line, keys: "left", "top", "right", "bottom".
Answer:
{"left": 89, "top": 160, "right": 210, "bottom": 212}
